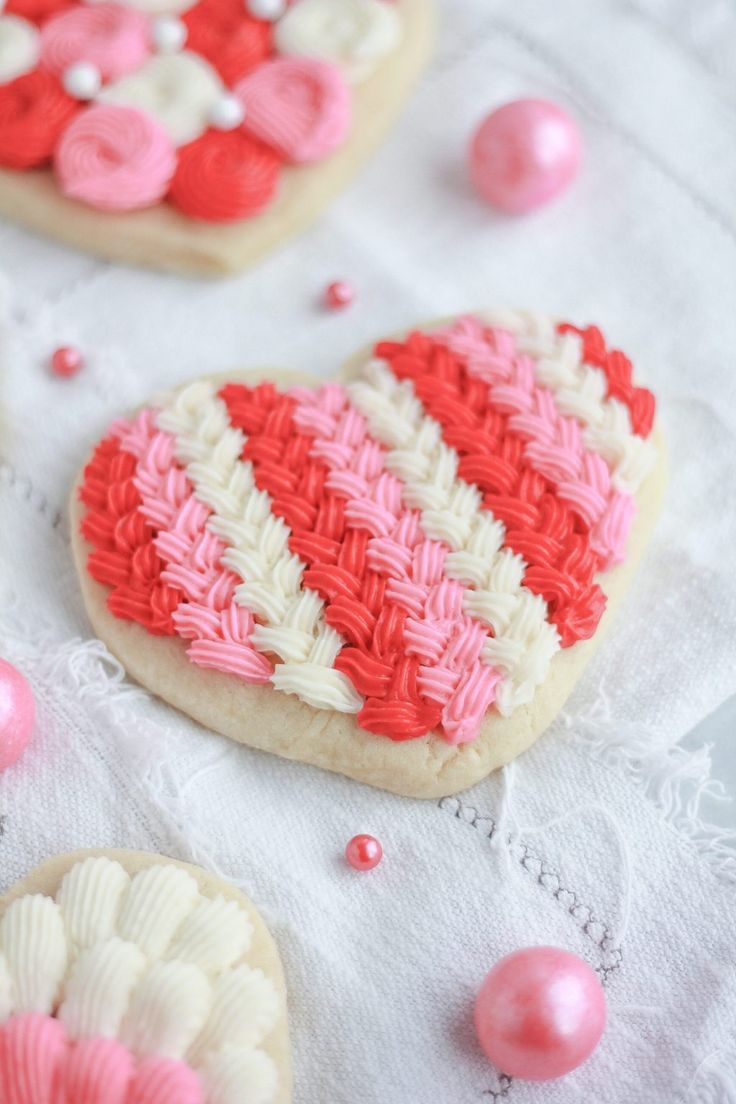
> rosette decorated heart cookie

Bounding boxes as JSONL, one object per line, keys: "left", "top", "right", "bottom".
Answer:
{"left": 71, "top": 311, "right": 666, "bottom": 797}
{"left": 0, "top": 0, "right": 431, "bottom": 274}
{"left": 0, "top": 849, "right": 291, "bottom": 1103}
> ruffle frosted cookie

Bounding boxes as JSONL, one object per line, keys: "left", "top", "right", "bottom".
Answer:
{"left": 71, "top": 311, "right": 665, "bottom": 798}
{"left": 0, "top": 849, "right": 290, "bottom": 1104}
{"left": 0, "top": 0, "right": 432, "bottom": 274}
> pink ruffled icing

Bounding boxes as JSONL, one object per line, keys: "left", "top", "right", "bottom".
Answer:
{"left": 40, "top": 3, "right": 150, "bottom": 81}
{"left": 0, "top": 1013, "right": 203, "bottom": 1104}
{"left": 236, "top": 55, "right": 351, "bottom": 164}
{"left": 54, "top": 104, "right": 176, "bottom": 212}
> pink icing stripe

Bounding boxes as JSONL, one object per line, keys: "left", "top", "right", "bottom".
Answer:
{"left": 55, "top": 104, "right": 176, "bottom": 214}
{"left": 288, "top": 382, "right": 502, "bottom": 744}
{"left": 0, "top": 1014, "right": 203, "bottom": 1104}
{"left": 113, "top": 409, "right": 272, "bottom": 686}
{"left": 40, "top": 3, "right": 150, "bottom": 81}
{"left": 436, "top": 316, "right": 636, "bottom": 568}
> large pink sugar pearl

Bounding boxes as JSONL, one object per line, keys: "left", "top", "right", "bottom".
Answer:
{"left": 474, "top": 946, "right": 606, "bottom": 1080}
{"left": 0, "top": 659, "right": 34, "bottom": 771}
{"left": 469, "top": 99, "right": 581, "bottom": 214}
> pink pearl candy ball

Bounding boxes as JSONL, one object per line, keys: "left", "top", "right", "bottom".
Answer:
{"left": 474, "top": 946, "right": 606, "bottom": 1081}
{"left": 345, "top": 834, "right": 382, "bottom": 871}
{"left": 324, "top": 280, "right": 355, "bottom": 310}
{"left": 50, "top": 345, "right": 84, "bottom": 378}
{"left": 469, "top": 99, "right": 581, "bottom": 214}
{"left": 0, "top": 659, "right": 35, "bottom": 771}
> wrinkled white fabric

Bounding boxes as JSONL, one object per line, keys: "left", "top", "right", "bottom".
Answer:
{"left": 1, "top": 1, "right": 736, "bottom": 1102}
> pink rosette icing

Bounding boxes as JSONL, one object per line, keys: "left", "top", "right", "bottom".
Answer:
{"left": 236, "top": 55, "right": 351, "bottom": 164}
{"left": 54, "top": 103, "right": 176, "bottom": 212}
{"left": 40, "top": 3, "right": 150, "bottom": 81}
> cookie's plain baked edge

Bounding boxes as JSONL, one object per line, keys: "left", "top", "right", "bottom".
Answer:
{"left": 0, "top": 0, "right": 434, "bottom": 277}
{"left": 0, "top": 848, "right": 292, "bottom": 1104}
{"left": 69, "top": 362, "right": 667, "bottom": 800}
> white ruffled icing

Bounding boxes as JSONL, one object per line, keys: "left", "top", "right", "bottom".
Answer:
{"left": 117, "top": 863, "right": 200, "bottom": 958}
{"left": 347, "top": 360, "right": 560, "bottom": 713}
{"left": 166, "top": 894, "right": 253, "bottom": 975}
{"left": 120, "top": 959, "right": 211, "bottom": 1059}
{"left": 157, "top": 382, "right": 363, "bottom": 714}
{"left": 99, "top": 52, "right": 223, "bottom": 145}
{"left": 478, "top": 309, "right": 657, "bottom": 494}
{"left": 0, "top": 894, "right": 67, "bottom": 1014}
{"left": 59, "top": 936, "right": 147, "bottom": 1038}
{"left": 57, "top": 855, "right": 131, "bottom": 950}
{"left": 189, "top": 964, "right": 281, "bottom": 1062}
{"left": 201, "top": 1046, "right": 279, "bottom": 1104}
{"left": 0, "top": 14, "right": 39, "bottom": 82}
{"left": 0, "top": 857, "right": 282, "bottom": 1103}
{"left": 274, "top": 0, "right": 402, "bottom": 83}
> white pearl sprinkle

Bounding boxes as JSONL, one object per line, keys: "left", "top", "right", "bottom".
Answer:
{"left": 62, "top": 61, "right": 102, "bottom": 101}
{"left": 151, "top": 15, "right": 187, "bottom": 54}
{"left": 246, "top": 0, "right": 287, "bottom": 20}
{"left": 208, "top": 93, "right": 245, "bottom": 131}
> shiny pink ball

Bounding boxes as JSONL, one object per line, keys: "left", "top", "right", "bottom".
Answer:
{"left": 469, "top": 99, "right": 581, "bottom": 214}
{"left": 325, "top": 281, "right": 355, "bottom": 310}
{"left": 50, "top": 345, "right": 83, "bottom": 378}
{"left": 474, "top": 946, "right": 606, "bottom": 1080}
{"left": 0, "top": 659, "right": 35, "bottom": 771}
{"left": 345, "top": 834, "right": 382, "bottom": 871}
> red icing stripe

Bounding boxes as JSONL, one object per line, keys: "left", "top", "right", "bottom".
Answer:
{"left": 556, "top": 322, "right": 656, "bottom": 437}
{"left": 183, "top": 0, "right": 273, "bottom": 86}
{"left": 219, "top": 382, "right": 445, "bottom": 740}
{"left": 79, "top": 433, "right": 182, "bottom": 635}
{"left": 376, "top": 331, "right": 607, "bottom": 648}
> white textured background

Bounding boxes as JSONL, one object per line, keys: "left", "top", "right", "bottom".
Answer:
{"left": 1, "top": 1, "right": 736, "bottom": 1101}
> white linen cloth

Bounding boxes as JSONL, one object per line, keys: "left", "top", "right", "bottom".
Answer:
{"left": 1, "top": 1, "right": 736, "bottom": 1100}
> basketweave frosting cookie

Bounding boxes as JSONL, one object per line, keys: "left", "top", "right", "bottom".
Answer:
{"left": 0, "top": 0, "right": 432, "bottom": 275}
{"left": 0, "top": 849, "right": 291, "bottom": 1103}
{"left": 71, "top": 311, "right": 666, "bottom": 798}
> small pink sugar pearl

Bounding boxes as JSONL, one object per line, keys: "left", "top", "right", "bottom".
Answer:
{"left": 469, "top": 99, "right": 581, "bottom": 214}
{"left": 474, "top": 946, "right": 606, "bottom": 1081}
{"left": 345, "top": 834, "right": 382, "bottom": 871}
{"left": 0, "top": 659, "right": 35, "bottom": 772}
{"left": 325, "top": 280, "right": 355, "bottom": 310}
{"left": 51, "top": 345, "right": 83, "bottom": 378}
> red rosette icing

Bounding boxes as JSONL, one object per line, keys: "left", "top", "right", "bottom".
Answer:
{"left": 183, "top": 0, "right": 272, "bottom": 86}
{"left": 5, "top": 0, "right": 75, "bottom": 27}
{"left": 0, "top": 69, "right": 78, "bottom": 169}
{"left": 168, "top": 130, "right": 281, "bottom": 222}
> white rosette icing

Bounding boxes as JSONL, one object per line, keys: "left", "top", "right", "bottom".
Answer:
{"left": 0, "top": 857, "right": 282, "bottom": 1104}
{"left": 99, "top": 52, "right": 223, "bottom": 145}
{"left": 0, "top": 14, "right": 39, "bottom": 82}
{"left": 274, "top": 0, "right": 402, "bottom": 83}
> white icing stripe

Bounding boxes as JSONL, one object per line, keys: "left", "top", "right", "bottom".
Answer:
{"left": 474, "top": 310, "right": 656, "bottom": 493}
{"left": 0, "top": 857, "right": 282, "bottom": 1104}
{"left": 274, "top": 0, "right": 402, "bottom": 84}
{"left": 347, "top": 360, "right": 560, "bottom": 714}
{"left": 156, "top": 380, "right": 363, "bottom": 714}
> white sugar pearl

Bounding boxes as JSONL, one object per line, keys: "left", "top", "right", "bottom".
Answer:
{"left": 246, "top": 0, "right": 287, "bottom": 20}
{"left": 208, "top": 93, "right": 245, "bottom": 131}
{"left": 62, "top": 61, "right": 102, "bottom": 100}
{"left": 151, "top": 15, "right": 187, "bottom": 54}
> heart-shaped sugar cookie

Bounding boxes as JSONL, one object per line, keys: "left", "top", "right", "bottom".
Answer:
{"left": 71, "top": 311, "right": 666, "bottom": 797}
{"left": 0, "top": 0, "right": 431, "bottom": 275}
{"left": 0, "top": 849, "right": 291, "bottom": 1103}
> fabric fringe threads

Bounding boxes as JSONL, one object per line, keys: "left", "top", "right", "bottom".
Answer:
{"left": 78, "top": 315, "right": 657, "bottom": 747}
